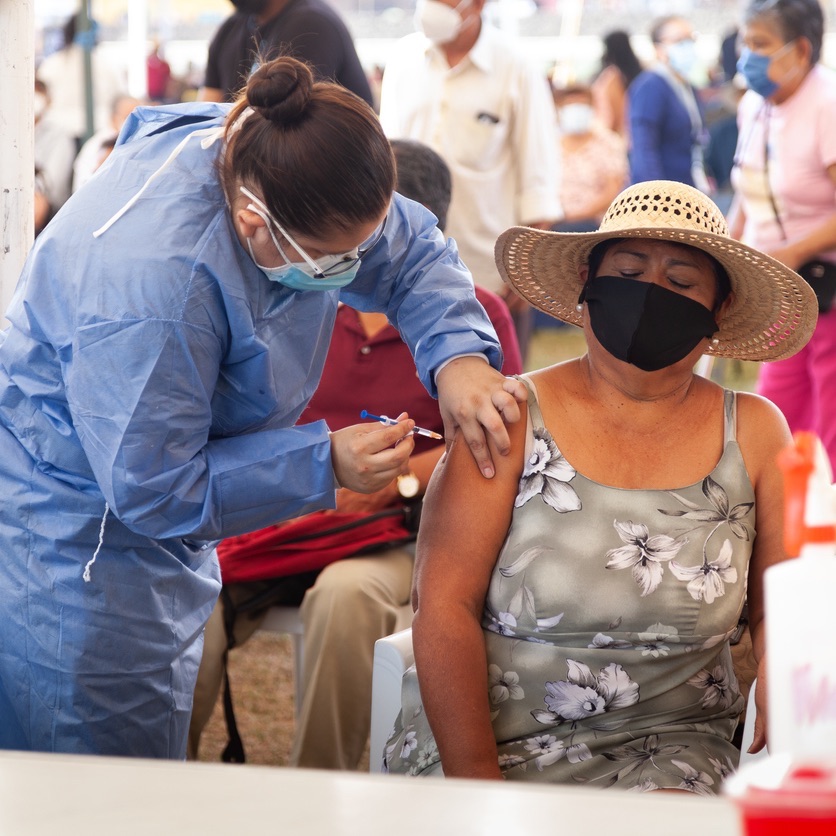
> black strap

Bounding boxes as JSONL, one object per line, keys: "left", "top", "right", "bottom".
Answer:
{"left": 219, "top": 586, "right": 247, "bottom": 764}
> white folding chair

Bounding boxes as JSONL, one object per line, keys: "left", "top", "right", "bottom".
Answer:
{"left": 369, "top": 627, "right": 414, "bottom": 773}
{"left": 258, "top": 605, "right": 306, "bottom": 715}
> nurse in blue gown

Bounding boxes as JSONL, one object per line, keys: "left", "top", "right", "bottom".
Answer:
{"left": 0, "top": 57, "right": 523, "bottom": 757}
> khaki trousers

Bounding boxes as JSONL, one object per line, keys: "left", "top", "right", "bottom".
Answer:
{"left": 188, "top": 545, "right": 414, "bottom": 769}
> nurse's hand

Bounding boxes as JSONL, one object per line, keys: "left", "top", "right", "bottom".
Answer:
{"left": 330, "top": 415, "right": 416, "bottom": 494}
{"left": 435, "top": 357, "right": 527, "bottom": 478}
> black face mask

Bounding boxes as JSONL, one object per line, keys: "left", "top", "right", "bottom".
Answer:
{"left": 231, "top": 0, "right": 270, "bottom": 14}
{"left": 579, "top": 275, "right": 718, "bottom": 372}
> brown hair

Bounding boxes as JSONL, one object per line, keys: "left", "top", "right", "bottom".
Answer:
{"left": 220, "top": 57, "right": 395, "bottom": 237}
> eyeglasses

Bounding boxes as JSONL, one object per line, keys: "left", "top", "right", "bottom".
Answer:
{"left": 240, "top": 186, "right": 387, "bottom": 278}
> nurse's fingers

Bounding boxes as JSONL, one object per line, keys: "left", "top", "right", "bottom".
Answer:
{"left": 330, "top": 420, "right": 416, "bottom": 494}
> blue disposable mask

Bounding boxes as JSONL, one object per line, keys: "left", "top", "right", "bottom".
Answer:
{"left": 667, "top": 39, "right": 699, "bottom": 80}
{"left": 247, "top": 239, "right": 361, "bottom": 291}
{"left": 736, "top": 41, "right": 796, "bottom": 99}
{"left": 241, "top": 186, "right": 369, "bottom": 292}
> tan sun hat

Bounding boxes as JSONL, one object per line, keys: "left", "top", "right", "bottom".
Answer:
{"left": 495, "top": 180, "right": 817, "bottom": 362}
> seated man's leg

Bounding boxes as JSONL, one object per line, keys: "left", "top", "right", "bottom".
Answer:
{"left": 187, "top": 582, "right": 276, "bottom": 759}
{"left": 291, "top": 545, "right": 415, "bottom": 770}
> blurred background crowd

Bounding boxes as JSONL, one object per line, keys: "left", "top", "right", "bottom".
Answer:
{"left": 32, "top": 0, "right": 833, "bottom": 234}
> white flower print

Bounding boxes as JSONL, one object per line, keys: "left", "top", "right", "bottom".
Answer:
{"left": 670, "top": 538, "right": 738, "bottom": 603}
{"left": 687, "top": 665, "right": 736, "bottom": 710}
{"left": 709, "top": 755, "right": 735, "bottom": 780}
{"left": 485, "top": 610, "right": 518, "bottom": 637}
{"left": 602, "top": 735, "right": 686, "bottom": 784}
{"left": 532, "top": 660, "right": 639, "bottom": 725}
{"left": 535, "top": 613, "right": 565, "bottom": 632}
{"left": 400, "top": 730, "right": 417, "bottom": 759}
{"left": 672, "top": 760, "right": 716, "bottom": 796}
{"left": 523, "top": 735, "right": 592, "bottom": 771}
{"left": 606, "top": 520, "right": 687, "bottom": 596}
{"left": 498, "top": 753, "right": 527, "bottom": 772}
{"left": 661, "top": 475, "right": 753, "bottom": 541}
{"left": 515, "top": 429, "right": 582, "bottom": 513}
{"left": 415, "top": 740, "right": 439, "bottom": 769}
{"left": 588, "top": 633, "right": 632, "bottom": 650}
{"left": 629, "top": 778, "right": 661, "bottom": 792}
{"left": 488, "top": 665, "right": 525, "bottom": 704}
{"left": 524, "top": 734, "right": 561, "bottom": 756}
{"left": 636, "top": 623, "right": 680, "bottom": 657}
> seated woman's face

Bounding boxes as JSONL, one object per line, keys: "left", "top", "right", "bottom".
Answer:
{"left": 595, "top": 239, "right": 720, "bottom": 312}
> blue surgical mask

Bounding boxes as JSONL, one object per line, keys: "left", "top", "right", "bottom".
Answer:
{"left": 248, "top": 239, "right": 361, "bottom": 291}
{"left": 241, "top": 186, "right": 365, "bottom": 292}
{"left": 667, "top": 39, "right": 699, "bottom": 80}
{"left": 736, "top": 47, "right": 779, "bottom": 99}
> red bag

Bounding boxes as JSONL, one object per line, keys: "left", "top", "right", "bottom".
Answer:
{"left": 217, "top": 507, "right": 415, "bottom": 584}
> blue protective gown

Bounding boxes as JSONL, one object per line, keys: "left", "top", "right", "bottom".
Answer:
{"left": 0, "top": 103, "right": 502, "bottom": 757}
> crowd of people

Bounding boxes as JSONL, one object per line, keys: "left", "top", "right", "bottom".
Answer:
{"left": 13, "top": 0, "right": 835, "bottom": 799}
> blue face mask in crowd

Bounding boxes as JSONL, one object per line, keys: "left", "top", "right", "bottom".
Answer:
{"left": 736, "top": 48, "right": 778, "bottom": 98}
{"left": 667, "top": 39, "right": 699, "bottom": 80}
{"left": 241, "top": 186, "right": 368, "bottom": 292}
{"left": 737, "top": 41, "right": 795, "bottom": 99}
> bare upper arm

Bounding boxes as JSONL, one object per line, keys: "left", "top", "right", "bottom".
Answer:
{"left": 413, "top": 402, "right": 528, "bottom": 617}
{"left": 735, "top": 392, "right": 793, "bottom": 644}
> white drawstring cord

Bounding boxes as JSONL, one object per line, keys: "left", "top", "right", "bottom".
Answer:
{"left": 83, "top": 503, "right": 109, "bottom": 583}
{"left": 92, "top": 125, "right": 225, "bottom": 239}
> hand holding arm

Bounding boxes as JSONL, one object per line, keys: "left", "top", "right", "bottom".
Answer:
{"left": 435, "top": 357, "right": 527, "bottom": 478}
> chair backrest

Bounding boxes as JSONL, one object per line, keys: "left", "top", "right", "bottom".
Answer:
{"left": 369, "top": 628, "right": 414, "bottom": 773}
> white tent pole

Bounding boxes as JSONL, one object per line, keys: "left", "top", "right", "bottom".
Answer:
{"left": 128, "top": 0, "right": 149, "bottom": 99}
{"left": 0, "top": 0, "right": 35, "bottom": 321}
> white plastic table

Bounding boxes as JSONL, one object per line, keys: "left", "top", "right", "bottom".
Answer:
{"left": 0, "top": 751, "right": 744, "bottom": 835}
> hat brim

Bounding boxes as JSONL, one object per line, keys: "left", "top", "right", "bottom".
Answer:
{"left": 495, "top": 225, "right": 818, "bottom": 362}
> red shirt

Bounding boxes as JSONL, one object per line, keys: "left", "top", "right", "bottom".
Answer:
{"left": 299, "top": 286, "right": 522, "bottom": 455}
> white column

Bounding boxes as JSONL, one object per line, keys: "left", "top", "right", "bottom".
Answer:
{"left": 0, "top": 0, "right": 35, "bottom": 322}
{"left": 127, "top": 0, "right": 149, "bottom": 99}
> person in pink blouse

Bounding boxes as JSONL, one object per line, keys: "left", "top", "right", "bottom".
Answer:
{"left": 729, "top": 0, "right": 836, "bottom": 472}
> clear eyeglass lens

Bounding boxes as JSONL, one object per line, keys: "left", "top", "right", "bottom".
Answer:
{"left": 318, "top": 214, "right": 387, "bottom": 277}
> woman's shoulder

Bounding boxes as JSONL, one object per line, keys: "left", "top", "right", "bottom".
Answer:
{"left": 732, "top": 390, "right": 793, "bottom": 475}
{"left": 593, "top": 64, "right": 624, "bottom": 90}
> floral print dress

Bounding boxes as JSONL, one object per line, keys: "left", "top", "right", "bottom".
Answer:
{"left": 385, "top": 383, "right": 752, "bottom": 793}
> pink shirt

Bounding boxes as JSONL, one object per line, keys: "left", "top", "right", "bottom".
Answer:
{"left": 732, "top": 65, "right": 836, "bottom": 258}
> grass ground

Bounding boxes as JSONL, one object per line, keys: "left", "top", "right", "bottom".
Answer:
{"left": 195, "top": 325, "right": 761, "bottom": 768}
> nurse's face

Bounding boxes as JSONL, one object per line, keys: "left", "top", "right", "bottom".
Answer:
{"left": 233, "top": 190, "right": 386, "bottom": 270}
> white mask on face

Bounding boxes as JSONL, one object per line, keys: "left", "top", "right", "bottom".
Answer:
{"left": 559, "top": 103, "right": 595, "bottom": 136}
{"left": 34, "top": 92, "right": 48, "bottom": 121}
{"left": 415, "top": 0, "right": 470, "bottom": 44}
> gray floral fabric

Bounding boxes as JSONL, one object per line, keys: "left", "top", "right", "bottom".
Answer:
{"left": 385, "top": 384, "right": 751, "bottom": 793}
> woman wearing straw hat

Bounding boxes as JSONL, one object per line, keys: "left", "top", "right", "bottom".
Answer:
{"left": 385, "top": 181, "right": 816, "bottom": 791}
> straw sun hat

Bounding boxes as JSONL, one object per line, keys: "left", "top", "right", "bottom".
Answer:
{"left": 495, "top": 180, "right": 817, "bottom": 362}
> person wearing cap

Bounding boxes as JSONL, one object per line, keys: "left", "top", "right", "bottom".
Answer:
{"left": 384, "top": 181, "right": 816, "bottom": 791}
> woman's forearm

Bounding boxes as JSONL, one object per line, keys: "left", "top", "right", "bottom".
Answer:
{"left": 412, "top": 604, "right": 503, "bottom": 779}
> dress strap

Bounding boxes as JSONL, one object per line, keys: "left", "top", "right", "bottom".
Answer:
{"left": 515, "top": 374, "right": 547, "bottom": 430}
{"left": 723, "top": 388, "right": 737, "bottom": 445}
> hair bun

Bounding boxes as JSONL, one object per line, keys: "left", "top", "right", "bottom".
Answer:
{"left": 246, "top": 57, "right": 314, "bottom": 125}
